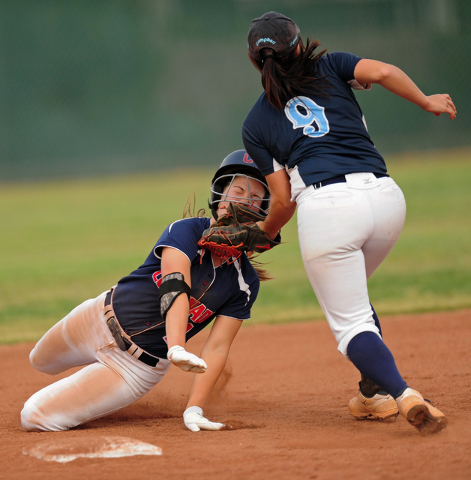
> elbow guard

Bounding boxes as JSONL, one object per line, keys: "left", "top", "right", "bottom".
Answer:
{"left": 159, "top": 272, "right": 191, "bottom": 319}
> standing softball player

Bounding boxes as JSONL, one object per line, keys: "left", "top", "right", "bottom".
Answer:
{"left": 241, "top": 12, "right": 456, "bottom": 435}
{"left": 21, "top": 150, "right": 270, "bottom": 432}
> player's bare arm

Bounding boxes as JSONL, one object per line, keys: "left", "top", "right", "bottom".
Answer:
{"left": 354, "top": 59, "right": 457, "bottom": 119}
{"left": 161, "top": 247, "right": 191, "bottom": 348}
{"left": 161, "top": 246, "right": 208, "bottom": 374}
{"left": 257, "top": 169, "right": 296, "bottom": 240}
{"left": 187, "top": 315, "right": 242, "bottom": 408}
{"left": 183, "top": 315, "right": 242, "bottom": 432}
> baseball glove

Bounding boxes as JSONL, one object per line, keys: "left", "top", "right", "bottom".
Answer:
{"left": 198, "top": 203, "right": 281, "bottom": 262}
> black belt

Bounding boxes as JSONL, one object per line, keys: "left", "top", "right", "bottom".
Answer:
{"left": 104, "top": 290, "right": 160, "bottom": 368}
{"left": 311, "top": 173, "right": 388, "bottom": 190}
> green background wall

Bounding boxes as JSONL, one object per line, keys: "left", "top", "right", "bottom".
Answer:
{"left": 1, "top": 0, "right": 469, "bottom": 181}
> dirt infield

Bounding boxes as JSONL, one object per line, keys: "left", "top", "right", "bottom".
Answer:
{"left": 2, "top": 310, "right": 470, "bottom": 480}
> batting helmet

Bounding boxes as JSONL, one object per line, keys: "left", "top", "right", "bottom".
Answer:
{"left": 209, "top": 150, "right": 270, "bottom": 220}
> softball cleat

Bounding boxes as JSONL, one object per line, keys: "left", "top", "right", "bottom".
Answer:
{"left": 348, "top": 389, "right": 399, "bottom": 421}
{"left": 396, "top": 388, "right": 448, "bottom": 436}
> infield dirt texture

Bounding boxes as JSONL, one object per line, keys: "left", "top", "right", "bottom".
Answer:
{"left": 2, "top": 309, "right": 470, "bottom": 480}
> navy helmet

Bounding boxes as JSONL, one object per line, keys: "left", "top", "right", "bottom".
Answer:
{"left": 209, "top": 150, "right": 270, "bottom": 219}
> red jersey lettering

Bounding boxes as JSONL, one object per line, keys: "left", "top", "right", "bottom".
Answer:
{"left": 153, "top": 271, "right": 163, "bottom": 287}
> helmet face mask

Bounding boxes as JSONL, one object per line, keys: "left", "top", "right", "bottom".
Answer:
{"left": 209, "top": 150, "right": 270, "bottom": 219}
{"left": 211, "top": 173, "right": 270, "bottom": 217}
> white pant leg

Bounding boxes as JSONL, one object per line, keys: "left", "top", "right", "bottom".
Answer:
{"left": 21, "top": 291, "right": 171, "bottom": 431}
{"left": 296, "top": 173, "right": 406, "bottom": 357}
{"left": 28, "top": 293, "right": 112, "bottom": 375}
{"left": 363, "top": 176, "right": 406, "bottom": 278}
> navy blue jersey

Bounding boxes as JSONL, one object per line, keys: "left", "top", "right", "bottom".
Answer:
{"left": 112, "top": 217, "right": 260, "bottom": 358}
{"left": 242, "top": 52, "right": 387, "bottom": 199}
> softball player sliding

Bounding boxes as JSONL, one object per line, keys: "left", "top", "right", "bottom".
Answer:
{"left": 242, "top": 12, "right": 456, "bottom": 435}
{"left": 21, "top": 150, "right": 270, "bottom": 432}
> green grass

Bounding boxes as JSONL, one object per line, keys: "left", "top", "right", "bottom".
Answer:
{"left": 1, "top": 149, "right": 470, "bottom": 344}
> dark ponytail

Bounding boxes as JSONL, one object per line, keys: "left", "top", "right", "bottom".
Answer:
{"left": 256, "top": 38, "right": 330, "bottom": 110}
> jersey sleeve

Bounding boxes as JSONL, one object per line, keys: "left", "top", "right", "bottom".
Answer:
{"left": 327, "top": 52, "right": 364, "bottom": 82}
{"left": 242, "top": 119, "right": 279, "bottom": 176}
{"left": 217, "top": 282, "right": 259, "bottom": 320}
{"left": 154, "top": 218, "right": 209, "bottom": 263}
{"left": 217, "top": 260, "right": 260, "bottom": 320}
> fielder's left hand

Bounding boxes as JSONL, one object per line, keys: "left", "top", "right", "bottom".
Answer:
{"left": 183, "top": 406, "right": 225, "bottom": 432}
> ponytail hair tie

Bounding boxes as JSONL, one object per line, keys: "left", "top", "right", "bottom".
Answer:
{"left": 262, "top": 54, "right": 275, "bottom": 63}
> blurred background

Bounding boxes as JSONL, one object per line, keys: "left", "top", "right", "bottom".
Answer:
{"left": 0, "top": 0, "right": 470, "bottom": 181}
{"left": 1, "top": 0, "right": 470, "bottom": 343}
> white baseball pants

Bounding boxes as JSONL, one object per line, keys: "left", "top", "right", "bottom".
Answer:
{"left": 21, "top": 291, "right": 171, "bottom": 431}
{"left": 296, "top": 172, "right": 406, "bottom": 357}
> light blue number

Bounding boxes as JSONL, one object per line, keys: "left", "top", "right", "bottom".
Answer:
{"left": 284, "top": 96, "right": 330, "bottom": 138}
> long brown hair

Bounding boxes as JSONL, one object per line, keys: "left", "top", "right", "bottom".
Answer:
{"left": 182, "top": 193, "right": 206, "bottom": 219}
{"left": 183, "top": 195, "right": 272, "bottom": 281}
{"left": 250, "top": 37, "right": 330, "bottom": 110}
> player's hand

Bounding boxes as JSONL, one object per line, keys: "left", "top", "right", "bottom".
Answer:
{"left": 423, "top": 93, "right": 457, "bottom": 120}
{"left": 167, "top": 345, "right": 207, "bottom": 373}
{"left": 183, "top": 406, "right": 225, "bottom": 432}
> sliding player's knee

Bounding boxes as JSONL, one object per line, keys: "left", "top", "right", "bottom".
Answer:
{"left": 29, "top": 346, "right": 64, "bottom": 375}
{"left": 21, "top": 400, "right": 61, "bottom": 432}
